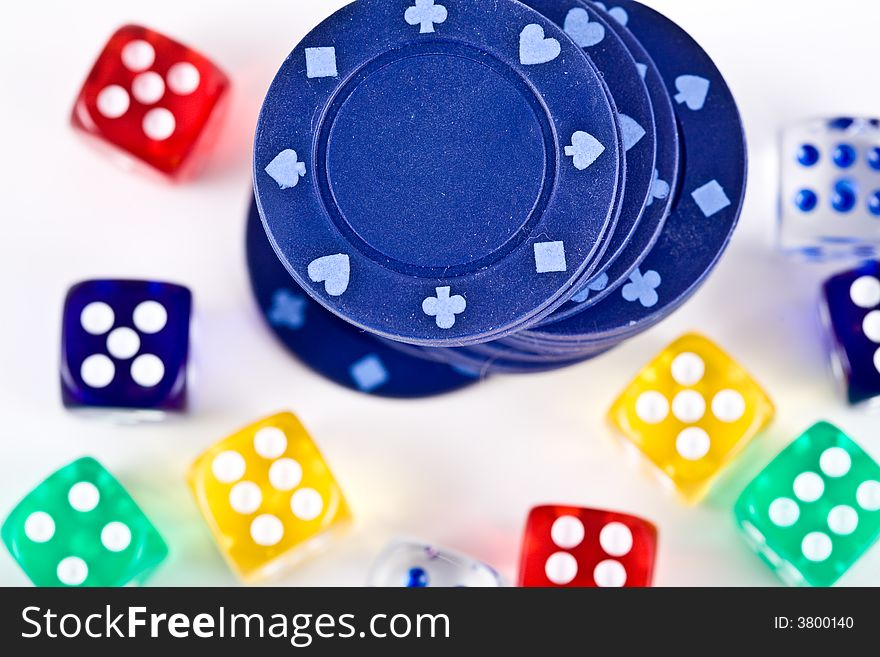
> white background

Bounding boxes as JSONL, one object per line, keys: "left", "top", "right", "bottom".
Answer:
{"left": 1, "top": 0, "right": 878, "bottom": 587}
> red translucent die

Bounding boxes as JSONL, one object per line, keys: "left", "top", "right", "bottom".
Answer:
{"left": 518, "top": 506, "right": 658, "bottom": 587}
{"left": 71, "top": 25, "right": 230, "bottom": 179}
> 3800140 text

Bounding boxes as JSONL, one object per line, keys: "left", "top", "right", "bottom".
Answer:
{"left": 774, "top": 616, "right": 854, "bottom": 630}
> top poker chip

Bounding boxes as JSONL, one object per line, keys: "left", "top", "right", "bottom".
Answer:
{"left": 254, "top": 0, "right": 621, "bottom": 347}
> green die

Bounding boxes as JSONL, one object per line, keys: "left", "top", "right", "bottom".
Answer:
{"left": 734, "top": 422, "right": 880, "bottom": 586}
{"left": 1, "top": 457, "right": 167, "bottom": 586}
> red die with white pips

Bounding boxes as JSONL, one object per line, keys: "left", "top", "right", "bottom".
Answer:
{"left": 518, "top": 506, "right": 658, "bottom": 587}
{"left": 71, "top": 25, "right": 230, "bottom": 179}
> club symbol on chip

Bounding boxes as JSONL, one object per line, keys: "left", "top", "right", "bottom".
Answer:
{"left": 563, "top": 8, "right": 605, "bottom": 48}
{"left": 405, "top": 0, "right": 448, "bottom": 34}
{"left": 674, "top": 75, "right": 711, "bottom": 111}
{"left": 308, "top": 254, "right": 351, "bottom": 297}
{"left": 565, "top": 131, "right": 606, "bottom": 170}
{"left": 622, "top": 269, "right": 662, "bottom": 308}
{"left": 571, "top": 272, "right": 610, "bottom": 304}
{"left": 519, "top": 24, "right": 561, "bottom": 66}
{"left": 619, "top": 114, "right": 646, "bottom": 151}
{"left": 647, "top": 169, "right": 670, "bottom": 207}
{"left": 265, "top": 149, "right": 307, "bottom": 189}
{"left": 269, "top": 289, "right": 307, "bottom": 330}
{"left": 594, "top": 3, "right": 629, "bottom": 26}
{"left": 423, "top": 287, "right": 466, "bottom": 330}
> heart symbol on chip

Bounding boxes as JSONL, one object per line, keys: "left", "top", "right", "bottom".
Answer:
{"left": 563, "top": 8, "right": 605, "bottom": 48}
{"left": 674, "top": 75, "right": 711, "bottom": 111}
{"left": 594, "top": 2, "right": 629, "bottom": 26}
{"left": 519, "top": 24, "right": 561, "bottom": 65}
{"left": 307, "top": 254, "right": 350, "bottom": 296}
{"left": 565, "top": 131, "right": 606, "bottom": 170}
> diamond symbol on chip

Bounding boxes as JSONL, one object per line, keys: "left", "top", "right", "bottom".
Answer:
{"left": 423, "top": 287, "right": 466, "bottom": 330}
{"left": 534, "top": 241, "right": 567, "bottom": 274}
{"left": 405, "top": 0, "right": 448, "bottom": 34}
{"left": 305, "top": 47, "right": 338, "bottom": 79}
{"left": 350, "top": 354, "right": 389, "bottom": 392}
{"left": 692, "top": 180, "right": 731, "bottom": 218}
{"left": 265, "top": 149, "right": 307, "bottom": 189}
{"left": 565, "top": 131, "right": 605, "bottom": 170}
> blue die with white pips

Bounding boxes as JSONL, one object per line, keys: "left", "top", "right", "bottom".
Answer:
{"left": 61, "top": 280, "right": 192, "bottom": 415}
{"left": 821, "top": 260, "right": 880, "bottom": 406}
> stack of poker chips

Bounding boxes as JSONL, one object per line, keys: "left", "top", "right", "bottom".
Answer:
{"left": 248, "top": 0, "right": 746, "bottom": 395}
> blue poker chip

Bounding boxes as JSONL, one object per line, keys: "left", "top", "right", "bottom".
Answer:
{"left": 520, "top": 0, "right": 656, "bottom": 302}
{"left": 462, "top": 337, "right": 613, "bottom": 368}
{"left": 254, "top": 0, "right": 622, "bottom": 347}
{"left": 381, "top": 338, "right": 606, "bottom": 376}
{"left": 517, "top": 0, "right": 747, "bottom": 344}
{"left": 537, "top": 0, "right": 680, "bottom": 317}
{"left": 453, "top": 343, "right": 610, "bottom": 375}
{"left": 246, "top": 195, "right": 482, "bottom": 398}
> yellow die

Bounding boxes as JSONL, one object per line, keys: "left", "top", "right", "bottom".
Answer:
{"left": 188, "top": 412, "right": 351, "bottom": 581}
{"left": 608, "top": 333, "right": 774, "bottom": 503}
